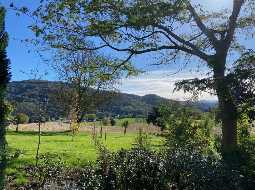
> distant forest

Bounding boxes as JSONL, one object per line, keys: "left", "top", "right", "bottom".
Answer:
{"left": 7, "top": 80, "right": 217, "bottom": 122}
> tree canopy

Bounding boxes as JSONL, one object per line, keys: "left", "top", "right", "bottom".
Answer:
{"left": 0, "top": 6, "right": 11, "bottom": 189}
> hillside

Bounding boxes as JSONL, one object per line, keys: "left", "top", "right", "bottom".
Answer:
{"left": 7, "top": 80, "right": 215, "bottom": 121}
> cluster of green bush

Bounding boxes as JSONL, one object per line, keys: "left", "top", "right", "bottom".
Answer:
{"left": 101, "top": 118, "right": 116, "bottom": 126}
{"left": 13, "top": 144, "right": 254, "bottom": 190}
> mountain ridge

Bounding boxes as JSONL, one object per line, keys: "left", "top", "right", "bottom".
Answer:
{"left": 7, "top": 80, "right": 217, "bottom": 120}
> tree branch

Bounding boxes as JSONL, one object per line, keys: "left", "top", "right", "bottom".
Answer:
{"left": 154, "top": 24, "right": 208, "bottom": 60}
{"left": 224, "top": 0, "right": 245, "bottom": 50}
{"left": 186, "top": 1, "right": 218, "bottom": 48}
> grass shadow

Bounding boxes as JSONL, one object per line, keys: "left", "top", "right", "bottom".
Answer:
{"left": 7, "top": 130, "right": 72, "bottom": 136}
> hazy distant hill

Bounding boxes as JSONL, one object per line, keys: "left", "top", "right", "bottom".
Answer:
{"left": 7, "top": 80, "right": 216, "bottom": 120}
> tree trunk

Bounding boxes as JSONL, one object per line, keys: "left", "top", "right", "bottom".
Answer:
{"left": 16, "top": 123, "right": 19, "bottom": 132}
{"left": 124, "top": 127, "right": 127, "bottom": 135}
{"left": 213, "top": 58, "right": 238, "bottom": 154}
{"left": 100, "top": 121, "right": 103, "bottom": 138}
{"left": 36, "top": 121, "right": 41, "bottom": 166}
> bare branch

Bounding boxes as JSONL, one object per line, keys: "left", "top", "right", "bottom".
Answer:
{"left": 186, "top": 1, "right": 219, "bottom": 48}
{"left": 154, "top": 24, "right": 209, "bottom": 60}
{"left": 224, "top": 0, "right": 245, "bottom": 50}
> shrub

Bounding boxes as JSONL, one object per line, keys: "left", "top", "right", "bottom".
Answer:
{"left": 110, "top": 118, "right": 116, "bottom": 126}
{"left": 121, "top": 120, "right": 129, "bottom": 135}
{"left": 86, "top": 114, "right": 97, "bottom": 122}
{"left": 24, "top": 153, "right": 64, "bottom": 189}
{"left": 77, "top": 166, "right": 103, "bottom": 190}
{"left": 102, "top": 118, "right": 109, "bottom": 126}
{"left": 164, "top": 147, "right": 245, "bottom": 190}
{"left": 166, "top": 112, "right": 217, "bottom": 155}
{"left": 11, "top": 147, "right": 255, "bottom": 190}
{"left": 134, "top": 128, "right": 151, "bottom": 149}
{"left": 89, "top": 137, "right": 166, "bottom": 189}
{"left": 112, "top": 148, "right": 166, "bottom": 190}
{"left": 15, "top": 113, "right": 29, "bottom": 124}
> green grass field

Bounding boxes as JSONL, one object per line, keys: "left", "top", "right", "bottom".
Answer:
{"left": 7, "top": 130, "right": 164, "bottom": 166}
{"left": 6, "top": 130, "right": 164, "bottom": 185}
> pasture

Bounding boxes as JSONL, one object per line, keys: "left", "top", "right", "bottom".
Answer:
{"left": 6, "top": 121, "right": 164, "bottom": 185}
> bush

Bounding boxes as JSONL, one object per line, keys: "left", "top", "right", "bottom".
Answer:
{"left": 112, "top": 148, "right": 166, "bottom": 190}
{"left": 79, "top": 137, "right": 165, "bottom": 190}
{"left": 11, "top": 147, "right": 255, "bottom": 190}
{"left": 166, "top": 112, "right": 217, "bottom": 155}
{"left": 77, "top": 166, "right": 103, "bottom": 190}
{"left": 102, "top": 118, "right": 109, "bottom": 126}
{"left": 15, "top": 113, "right": 29, "bottom": 124}
{"left": 86, "top": 114, "right": 97, "bottom": 122}
{"left": 164, "top": 147, "right": 245, "bottom": 190}
{"left": 110, "top": 118, "right": 116, "bottom": 126}
{"left": 134, "top": 128, "right": 151, "bottom": 149}
{"left": 23, "top": 153, "right": 64, "bottom": 189}
{"left": 122, "top": 120, "right": 129, "bottom": 135}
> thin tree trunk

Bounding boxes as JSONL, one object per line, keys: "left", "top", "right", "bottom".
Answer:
{"left": 15, "top": 123, "right": 18, "bottom": 132}
{"left": 124, "top": 127, "right": 127, "bottom": 135}
{"left": 100, "top": 121, "right": 103, "bottom": 138}
{"left": 93, "top": 121, "right": 96, "bottom": 136}
{"left": 36, "top": 122, "right": 41, "bottom": 166}
{"left": 104, "top": 126, "right": 107, "bottom": 141}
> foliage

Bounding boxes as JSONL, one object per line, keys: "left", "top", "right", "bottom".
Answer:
{"left": 76, "top": 165, "right": 103, "bottom": 190}
{"left": 237, "top": 138, "right": 255, "bottom": 183}
{"left": 147, "top": 104, "right": 174, "bottom": 130}
{"left": 134, "top": 128, "right": 151, "bottom": 149}
{"left": 9, "top": 145, "right": 255, "bottom": 190}
{"left": 86, "top": 114, "right": 97, "bottom": 122}
{"left": 237, "top": 113, "right": 251, "bottom": 142}
{"left": 15, "top": 113, "right": 29, "bottom": 124}
{"left": 110, "top": 118, "right": 116, "bottom": 126}
{"left": 111, "top": 148, "right": 166, "bottom": 190}
{"left": 102, "top": 117, "right": 110, "bottom": 126}
{"left": 0, "top": 6, "right": 11, "bottom": 189}
{"left": 82, "top": 136, "right": 165, "bottom": 190}
{"left": 164, "top": 147, "right": 246, "bottom": 190}
{"left": 121, "top": 120, "right": 129, "bottom": 128}
{"left": 121, "top": 120, "right": 129, "bottom": 135}
{"left": 166, "top": 108, "right": 217, "bottom": 155}
{"left": 147, "top": 104, "right": 203, "bottom": 131}
{"left": 228, "top": 53, "right": 255, "bottom": 113}
{"left": 52, "top": 50, "right": 126, "bottom": 124}
{"left": 23, "top": 153, "right": 64, "bottom": 189}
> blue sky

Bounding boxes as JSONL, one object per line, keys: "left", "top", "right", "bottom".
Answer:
{"left": 1, "top": 0, "right": 253, "bottom": 100}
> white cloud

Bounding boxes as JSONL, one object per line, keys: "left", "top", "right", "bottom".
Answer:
{"left": 119, "top": 70, "right": 217, "bottom": 101}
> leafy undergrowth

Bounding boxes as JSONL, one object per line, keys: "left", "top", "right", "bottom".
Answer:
{"left": 6, "top": 146, "right": 255, "bottom": 190}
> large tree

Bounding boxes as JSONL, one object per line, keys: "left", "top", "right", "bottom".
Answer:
{"left": 18, "top": 0, "right": 255, "bottom": 153}
{"left": 52, "top": 50, "right": 135, "bottom": 125}
{"left": 0, "top": 6, "right": 11, "bottom": 189}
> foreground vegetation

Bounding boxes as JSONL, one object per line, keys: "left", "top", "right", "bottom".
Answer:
{"left": 6, "top": 131, "right": 255, "bottom": 189}
{"left": 6, "top": 130, "right": 164, "bottom": 187}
